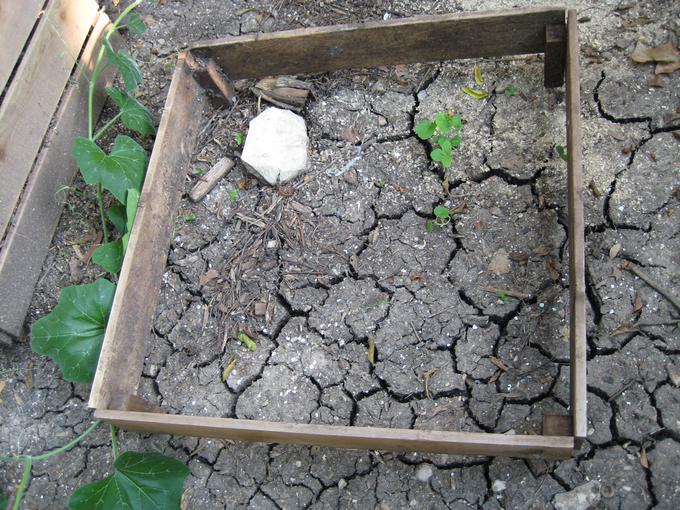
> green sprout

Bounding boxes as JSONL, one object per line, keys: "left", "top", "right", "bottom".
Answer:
{"left": 425, "top": 205, "right": 451, "bottom": 232}
{"left": 228, "top": 189, "right": 238, "bottom": 202}
{"left": 415, "top": 112, "right": 463, "bottom": 169}
{"left": 234, "top": 132, "right": 245, "bottom": 145}
{"left": 556, "top": 144, "right": 568, "bottom": 162}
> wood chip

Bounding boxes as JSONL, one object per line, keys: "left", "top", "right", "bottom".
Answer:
{"left": 367, "top": 335, "right": 376, "bottom": 367}
{"left": 199, "top": 269, "right": 219, "bottom": 286}
{"left": 189, "top": 158, "right": 235, "bottom": 202}
{"left": 489, "top": 356, "right": 508, "bottom": 372}
{"left": 254, "top": 301, "right": 267, "bottom": 316}
{"left": 488, "top": 249, "right": 511, "bottom": 275}
{"left": 609, "top": 243, "right": 622, "bottom": 259}
{"left": 640, "top": 447, "right": 649, "bottom": 469}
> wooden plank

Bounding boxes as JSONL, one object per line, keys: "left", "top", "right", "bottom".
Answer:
{"left": 0, "top": 0, "right": 44, "bottom": 93}
{"left": 0, "top": 11, "right": 114, "bottom": 344}
{"left": 109, "top": 394, "right": 164, "bottom": 413}
{"left": 189, "top": 7, "right": 565, "bottom": 80}
{"left": 542, "top": 415, "right": 572, "bottom": 436}
{"left": 566, "top": 9, "right": 587, "bottom": 442}
{"left": 88, "top": 55, "right": 206, "bottom": 409}
{"left": 95, "top": 410, "right": 575, "bottom": 459}
{"left": 0, "top": 0, "right": 99, "bottom": 241}
{"left": 544, "top": 23, "right": 566, "bottom": 87}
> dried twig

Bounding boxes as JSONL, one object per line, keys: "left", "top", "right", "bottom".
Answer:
{"left": 623, "top": 261, "right": 680, "bottom": 312}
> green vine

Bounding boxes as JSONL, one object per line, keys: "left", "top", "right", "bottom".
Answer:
{"left": 1, "top": 2, "right": 189, "bottom": 508}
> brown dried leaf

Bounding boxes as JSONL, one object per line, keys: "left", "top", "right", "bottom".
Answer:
{"left": 633, "top": 293, "right": 644, "bottom": 314}
{"left": 367, "top": 336, "right": 376, "bottom": 367}
{"left": 533, "top": 245, "right": 552, "bottom": 257}
{"left": 640, "top": 447, "right": 649, "bottom": 469}
{"left": 631, "top": 41, "right": 680, "bottom": 64}
{"left": 509, "top": 251, "right": 529, "bottom": 265}
{"left": 199, "top": 269, "right": 219, "bottom": 286}
{"left": 340, "top": 127, "right": 362, "bottom": 144}
{"left": 277, "top": 184, "right": 295, "bottom": 197}
{"left": 656, "top": 61, "right": 680, "bottom": 74}
{"left": 236, "top": 178, "right": 252, "bottom": 190}
{"left": 254, "top": 302, "right": 267, "bottom": 316}
{"left": 609, "top": 243, "right": 622, "bottom": 259}
{"left": 647, "top": 74, "right": 667, "bottom": 87}
{"left": 545, "top": 256, "right": 561, "bottom": 281}
{"left": 222, "top": 356, "right": 237, "bottom": 382}
{"left": 488, "top": 249, "right": 511, "bottom": 275}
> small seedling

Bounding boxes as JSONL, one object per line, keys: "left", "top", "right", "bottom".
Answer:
{"left": 415, "top": 112, "right": 463, "bottom": 169}
{"left": 183, "top": 213, "right": 197, "bottom": 222}
{"left": 502, "top": 84, "right": 519, "bottom": 96}
{"left": 237, "top": 332, "right": 257, "bottom": 351}
{"left": 425, "top": 205, "right": 451, "bottom": 232}
{"left": 191, "top": 167, "right": 208, "bottom": 175}
{"left": 234, "top": 132, "right": 245, "bottom": 145}
{"left": 556, "top": 144, "right": 568, "bottom": 162}
{"left": 496, "top": 290, "right": 511, "bottom": 302}
{"left": 228, "top": 189, "right": 238, "bottom": 202}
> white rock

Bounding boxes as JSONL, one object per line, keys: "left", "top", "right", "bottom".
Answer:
{"left": 240, "top": 107, "right": 309, "bottom": 185}
{"left": 552, "top": 481, "right": 601, "bottom": 510}
{"left": 414, "top": 463, "right": 433, "bottom": 482}
{"left": 492, "top": 480, "right": 507, "bottom": 492}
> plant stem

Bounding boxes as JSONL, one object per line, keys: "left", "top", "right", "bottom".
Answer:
{"left": 110, "top": 424, "right": 119, "bottom": 460}
{"left": 97, "top": 184, "right": 109, "bottom": 244}
{"left": 12, "top": 458, "right": 32, "bottom": 510}
{"left": 93, "top": 111, "right": 123, "bottom": 141}
{"left": 32, "top": 420, "right": 102, "bottom": 461}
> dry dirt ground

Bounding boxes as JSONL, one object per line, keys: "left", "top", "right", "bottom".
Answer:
{"left": 2, "top": 0, "right": 680, "bottom": 508}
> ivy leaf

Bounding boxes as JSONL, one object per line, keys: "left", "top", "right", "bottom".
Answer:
{"left": 108, "top": 204, "right": 126, "bottom": 234}
{"left": 31, "top": 279, "right": 115, "bottom": 383}
{"left": 122, "top": 188, "right": 140, "bottom": 251}
{"left": 433, "top": 205, "right": 450, "bottom": 220}
{"left": 104, "top": 39, "right": 142, "bottom": 92}
{"left": 92, "top": 240, "right": 124, "bottom": 274}
{"left": 430, "top": 148, "right": 452, "bottom": 168}
{"left": 461, "top": 87, "right": 489, "bottom": 100}
{"left": 68, "top": 451, "right": 189, "bottom": 510}
{"left": 414, "top": 120, "right": 436, "bottom": 140}
{"left": 125, "top": 13, "right": 147, "bottom": 36}
{"left": 450, "top": 114, "right": 463, "bottom": 130}
{"left": 450, "top": 134, "right": 462, "bottom": 148}
{"left": 435, "top": 112, "right": 455, "bottom": 134}
{"left": 72, "top": 135, "right": 147, "bottom": 204}
{"left": 106, "top": 87, "right": 155, "bottom": 136}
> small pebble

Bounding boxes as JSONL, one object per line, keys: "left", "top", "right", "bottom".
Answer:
{"left": 492, "top": 480, "right": 507, "bottom": 492}
{"left": 414, "top": 463, "right": 433, "bottom": 482}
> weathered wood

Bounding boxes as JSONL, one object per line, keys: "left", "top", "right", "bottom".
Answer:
{"left": 190, "top": 7, "right": 565, "bottom": 80}
{"left": 189, "top": 157, "right": 234, "bottom": 202}
{"left": 184, "top": 52, "right": 235, "bottom": 104}
{"left": 88, "top": 55, "right": 206, "bottom": 409}
{"left": 566, "top": 9, "right": 587, "bottom": 442}
{"left": 95, "top": 410, "right": 575, "bottom": 459}
{"left": 0, "top": 10, "right": 114, "bottom": 343}
{"left": 109, "top": 394, "right": 164, "bottom": 413}
{"left": 0, "top": 0, "right": 99, "bottom": 241}
{"left": 542, "top": 415, "right": 572, "bottom": 436}
{"left": 544, "top": 23, "right": 566, "bottom": 87}
{"left": 0, "top": 0, "right": 44, "bottom": 93}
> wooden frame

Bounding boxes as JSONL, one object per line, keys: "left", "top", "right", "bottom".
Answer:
{"left": 89, "top": 7, "right": 586, "bottom": 459}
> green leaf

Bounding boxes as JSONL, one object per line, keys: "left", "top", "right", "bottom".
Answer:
{"left": 31, "top": 279, "right": 115, "bottom": 383}
{"left": 436, "top": 136, "right": 452, "bottom": 153}
{"left": 451, "top": 114, "right": 463, "bottom": 130}
{"left": 503, "top": 84, "right": 518, "bottom": 96}
{"left": 450, "top": 134, "right": 462, "bottom": 148}
{"left": 68, "top": 451, "right": 189, "bottom": 510}
{"left": 414, "top": 120, "right": 436, "bottom": 140}
{"left": 92, "top": 240, "right": 124, "bottom": 274}
{"left": 474, "top": 66, "right": 484, "bottom": 86}
{"left": 496, "top": 290, "right": 510, "bottom": 302}
{"left": 123, "top": 188, "right": 140, "bottom": 251}
{"left": 125, "top": 13, "right": 147, "bottom": 36}
{"left": 461, "top": 87, "right": 489, "bottom": 100}
{"left": 72, "top": 135, "right": 147, "bottom": 204}
{"left": 556, "top": 144, "right": 568, "bottom": 162}
{"left": 430, "top": 148, "right": 452, "bottom": 168}
{"left": 433, "top": 205, "right": 450, "bottom": 220}
{"left": 0, "top": 494, "right": 7, "bottom": 510}
{"left": 234, "top": 132, "right": 244, "bottom": 146}
{"left": 435, "top": 112, "right": 454, "bottom": 133}
{"left": 237, "top": 332, "right": 257, "bottom": 351}
{"left": 106, "top": 87, "right": 155, "bottom": 136}
{"left": 105, "top": 40, "right": 142, "bottom": 92}
{"left": 425, "top": 219, "right": 435, "bottom": 233}
{"left": 108, "top": 204, "right": 126, "bottom": 234}
{"left": 228, "top": 189, "right": 238, "bottom": 202}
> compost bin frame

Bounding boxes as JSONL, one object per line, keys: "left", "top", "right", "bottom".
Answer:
{"left": 89, "top": 6, "right": 586, "bottom": 459}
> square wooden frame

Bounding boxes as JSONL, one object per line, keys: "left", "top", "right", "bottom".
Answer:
{"left": 89, "top": 7, "right": 586, "bottom": 459}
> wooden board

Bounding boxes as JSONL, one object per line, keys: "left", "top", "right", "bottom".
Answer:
{"left": 0, "top": 0, "right": 99, "bottom": 242}
{"left": 0, "top": 12, "right": 114, "bottom": 343}
{"left": 0, "top": 0, "right": 44, "bottom": 93}
{"left": 95, "top": 410, "right": 575, "bottom": 459}
{"left": 566, "top": 9, "right": 587, "bottom": 442}
{"left": 88, "top": 55, "right": 206, "bottom": 409}
{"left": 190, "top": 7, "right": 565, "bottom": 80}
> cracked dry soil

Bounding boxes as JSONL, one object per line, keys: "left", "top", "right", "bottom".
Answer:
{"left": 2, "top": 0, "right": 680, "bottom": 509}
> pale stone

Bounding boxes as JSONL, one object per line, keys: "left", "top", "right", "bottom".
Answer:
{"left": 240, "top": 107, "right": 309, "bottom": 185}
{"left": 552, "top": 481, "right": 601, "bottom": 510}
{"left": 414, "top": 463, "right": 433, "bottom": 482}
